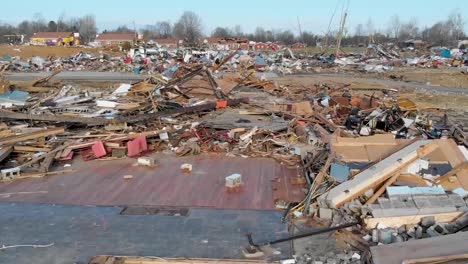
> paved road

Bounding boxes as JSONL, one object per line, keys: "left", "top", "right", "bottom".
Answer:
{"left": 291, "top": 73, "right": 468, "bottom": 96}
{"left": 4, "top": 71, "right": 468, "bottom": 95}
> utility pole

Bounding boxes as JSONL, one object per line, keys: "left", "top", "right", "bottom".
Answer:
{"left": 297, "top": 16, "right": 304, "bottom": 43}
{"left": 133, "top": 21, "right": 137, "bottom": 44}
{"left": 336, "top": 4, "right": 348, "bottom": 56}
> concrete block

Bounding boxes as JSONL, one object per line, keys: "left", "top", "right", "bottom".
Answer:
{"left": 426, "top": 226, "right": 442, "bottom": 237}
{"left": 137, "top": 157, "right": 155, "bottom": 167}
{"left": 378, "top": 229, "right": 394, "bottom": 244}
{"left": 417, "top": 206, "right": 457, "bottom": 215}
{"left": 420, "top": 216, "right": 436, "bottom": 227}
{"left": 413, "top": 196, "right": 431, "bottom": 208}
{"left": 448, "top": 194, "right": 467, "bottom": 207}
{"left": 377, "top": 198, "right": 393, "bottom": 209}
{"left": 225, "top": 174, "right": 242, "bottom": 188}
{"left": 372, "top": 207, "right": 421, "bottom": 218}
{"left": 319, "top": 208, "right": 333, "bottom": 219}
{"left": 455, "top": 213, "right": 468, "bottom": 227}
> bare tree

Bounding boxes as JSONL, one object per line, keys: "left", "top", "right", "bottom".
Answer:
{"left": 366, "top": 18, "right": 375, "bottom": 43}
{"left": 173, "top": 11, "right": 203, "bottom": 44}
{"left": 57, "top": 12, "right": 67, "bottom": 32}
{"left": 32, "top": 13, "right": 47, "bottom": 33}
{"left": 79, "top": 15, "right": 97, "bottom": 44}
{"left": 354, "top": 24, "right": 364, "bottom": 37}
{"left": 254, "top": 27, "right": 266, "bottom": 42}
{"left": 233, "top": 25, "right": 243, "bottom": 37}
{"left": 389, "top": 15, "right": 401, "bottom": 40}
{"left": 276, "top": 30, "right": 295, "bottom": 45}
{"left": 211, "top": 27, "right": 231, "bottom": 38}
{"left": 447, "top": 11, "right": 464, "bottom": 40}
{"left": 156, "top": 21, "right": 172, "bottom": 38}
{"left": 399, "top": 18, "right": 419, "bottom": 40}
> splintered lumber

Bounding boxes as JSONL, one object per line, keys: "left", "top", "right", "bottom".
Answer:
{"left": 364, "top": 172, "right": 401, "bottom": 205}
{"left": 370, "top": 232, "right": 468, "bottom": 264}
{"left": 402, "top": 254, "right": 468, "bottom": 264}
{"left": 0, "top": 110, "right": 109, "bottom": 125}
{"left": 319, "top": 140, "right": 438, "bottom": 208}
{"left": 0, "top": 146, "right": 13, "bottom": 162}
{"left": 0, "top": 127, "right": 65, "bottom": 146}
{"left": 13, "top": 146, "right": 52, "bottom": 153}
{"left": 435, "top": 162, "right": 468, "bottom": 188}
{"left": 0, "top": 98, "right": 248, "bottom": 126}
{"left": 89, "top": 256, "right": 273, "bottom": 264}
{"left": 364, "top": 211, "right": 463, "bottom": 229}
{"left": 31, "top": 70, "right": 62, "bottom": 87}
{"left": 39, "top": 143, "right": 60, "bottom": 172}
{"left": 18, "top": 144, "right": 70, "bottom": 169}
{"left": 212, "top": 50, "right": 238, "bottom": 72}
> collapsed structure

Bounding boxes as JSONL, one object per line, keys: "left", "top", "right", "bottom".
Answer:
{"left": 0, "top": 44, "right": 467, "bottom": 264}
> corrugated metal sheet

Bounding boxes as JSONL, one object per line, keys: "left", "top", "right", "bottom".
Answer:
{"left": 0, "top": 153, "right": 304, "bottom": 210}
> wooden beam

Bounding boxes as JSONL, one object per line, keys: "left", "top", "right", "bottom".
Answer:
{"left": 0, "top": 127, "right": 65, "bottom": 146}
{"left": 402, "top": 254, "right": 468, "bottom": 264}
{"left": 89, "top": 256, "right": 273, "bottom": 264}
{"left": 13, "top": 146, "right": 52, "bottom": 152}
{"left": 395, "top": 173, "right": 430, "bottom": 187}
{"left": 18, "top": 144, "right": 69, "bottom": 169}
{"left": 435, "top": 162, "right": 468, "bottom": 184}
{"left": 364, "top": 211, "right": 463, "bottom": 229}
{"left": 0, "top": 146, "right": 13, "bottom": 162}
{"left": 313, "top": 154, "right": 334, "bottom": 187}
{"left": 365, "top": 172, "right": 400, "bottom": 205}
{"left": 39, "top": 143, "right": 60, "bottom": 173}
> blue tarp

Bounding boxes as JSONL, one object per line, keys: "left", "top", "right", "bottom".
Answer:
{"left": 0, "top": 90, "right": 30, "bottom": 105}
{"left": 440, "top": 49, "right": 451, "bottom": 58}
{"left": 330, "top": 163, "right": 350, "bottom": 183}
{"left": 254, "top": 56, "right": 267, "bottom": 67}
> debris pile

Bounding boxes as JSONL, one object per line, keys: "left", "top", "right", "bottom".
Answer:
{"left": 0, "top": 47, "right": 467, "bottom": 264}
{"left": 1, "top": 44, "right": 467, "bottom": 76}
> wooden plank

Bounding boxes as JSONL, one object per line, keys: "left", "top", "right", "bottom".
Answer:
{"left": 39, "top": 143, "right": 60, "bottom": 173}
{"left": 395, "top": 174, "right": 429, "bottom": 187}
{"left": 13, "top": 146, "right": 52, "bottom": 152}
{"left": 436, "top": 162, "right": 468, "bottom": 184}
{"left": 89, "top": 256, "right": 274, "bottom": 264}
{"left": 313, "top": 154, "right": 333, "bottom": 187}
{"left": 332, "top": 134, "right": 397, "bottom": 146}
{"left": 364, "top": 211, "right": 463, "bottom": 229}
{"left": 371, "top": 232, "right": 468, "bottom": 264}
{"left": 402, "top": 254, "right": 468, "bottom": 264}
{"left": 365, "top": 172, "right": 400, "bottom": 205}
{"left": 18, "top": 144, "right": 69, "bottom": 169}
{"left": 0, "top": 146, "right": 13, "bottom": 162}
{"left": 0, "top": 127, "right": 65, "bottom": 146}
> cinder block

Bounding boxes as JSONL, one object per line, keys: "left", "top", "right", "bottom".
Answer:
{"left": 413, "top": 196, "right": 431, "bottom": 208}
{"left": 448, "top": 194, "right": 467, "bottom": 207}
{"left": 377, "top": 198, "right": 393, "bottom": 209}
{"left": 319, "top": 207, "right": 333, "bottom": 219}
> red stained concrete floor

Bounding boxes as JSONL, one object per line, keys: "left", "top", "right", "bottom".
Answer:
{"left": 0, "top": 153, "right": 305, "bottom": 210}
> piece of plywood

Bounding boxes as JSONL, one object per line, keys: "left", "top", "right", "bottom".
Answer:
{"left": 364, "top": 211, "right": 463, "bottom": 229}
{"left": 395, "top": 174, "right": 430, "bottom": 187}
{"left": 0, "top": 146, "right": 13, "bottom": 162}
{"left": 0, "top": 127, "right": 65, "bottom": 146}
{"left": 371, "top": 232, "right": 468, "bottom": 264}
{"left": 89, "top": 256, "right": 275, "bottom": 264}
{"left": 332, "top": 134, "right": 397, "bottom": 146}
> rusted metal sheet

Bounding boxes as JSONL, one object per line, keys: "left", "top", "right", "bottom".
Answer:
{"left": 0, "top": 154, "right": 304, "bottom": 210}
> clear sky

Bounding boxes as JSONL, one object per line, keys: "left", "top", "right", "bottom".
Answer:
{"left": 1, "top": 0, "right": 467, "bottom": 35}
